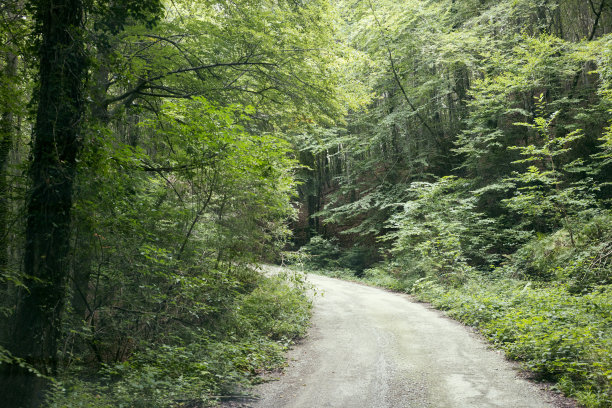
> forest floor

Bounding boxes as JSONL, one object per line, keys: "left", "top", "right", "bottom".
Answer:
{"left": 220, "top": 273, "right": 577, "bottom": 408}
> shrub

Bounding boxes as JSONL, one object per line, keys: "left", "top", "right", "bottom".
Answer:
{"left": 47, "top": 272, "right": 312, "bottom": 407}
{"left": 299, "top": 236, "right": 377, "bottom": 274}
{"left": 510, "top": 211, "right": 612, "bottom": 291}
{"left": 299, "top": 236, "right": 342, "bottom": 270}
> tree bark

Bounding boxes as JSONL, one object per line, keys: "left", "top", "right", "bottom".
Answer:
{"left": 0, "top": 50, "right": 17, "bottom": 280}
{"left": 0, "top": 0, "right": 86, "bottom": 406}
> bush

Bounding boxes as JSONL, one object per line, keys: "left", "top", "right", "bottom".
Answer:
{"left": 47, "top": 272, "right": 312, "bottom": 407}
{"left": 299, "top": 235, "right": 377, "bottom": 274}
{"left": 510, "top": 211, "right": 612, "bottom": 291}
{"left": 233, "top": 275, "right": 311, "bottom": 342}
{"left": 360, "top": 264, "right": 418, "bottom": 292}
{"left": 384, "top": 177, "right": 503, "bottom": 285}
{"left": 299, "top": 236, "right": 342, "bottom": 270}
{"left": 337, "top": 245, "right": 378, "bottom": 275}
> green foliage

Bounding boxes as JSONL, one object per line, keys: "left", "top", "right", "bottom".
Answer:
{"left": 298, "top": 236, "right": 342, "bottom": 270}
{"left": 337, "top": 244, "right": 377, "bottom": 274}
{"left": 360, "top": 266, "right": 413, "bottom": 292}
{"left": 300, "top": 0, "right": 611, "bottom": 262}
{"left": 510, "top": 211, "right": 612, "bottom": 289}
{"left": 47, "top": 273, "right": 311, "bottom": 407}
{"left": 99, "top": 0, "right": 341, "bottom": 127}
{"left": 384, "top": 177, "right": 508, "bottom": 284}
{"left": 299, "top": 235, "right": 377, "bottom": 274}
{"left": 232, "top": 274, "right": 312, "bottom": 342}
{"left": 502, "top": 95, "right": 599, "bottom": 239}
{"left": 413, "top": 279, "right": 612, "bottom": 408}
{"left": 59, "top": 96, "right": 300, "bottom": 372}
{"left": 456, "top": 33, "right": 591, "bottom": 186}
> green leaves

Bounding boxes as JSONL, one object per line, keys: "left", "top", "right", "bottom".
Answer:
{"left": 382, "top": 177, "right": 502, "bottom": 284}
{"left": 502, "top": 97, "right": 598, "bottom": 236}
{"left": 47, "top": 271, "right": 311, "bottom": 408}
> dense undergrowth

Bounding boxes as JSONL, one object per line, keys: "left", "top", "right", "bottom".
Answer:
{"left": 47, "top": 269, "right": 311, "bottom": 408}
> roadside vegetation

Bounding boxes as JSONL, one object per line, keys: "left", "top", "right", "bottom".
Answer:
{"left": 46, "top": 270, "right": 312, "bottom": 408}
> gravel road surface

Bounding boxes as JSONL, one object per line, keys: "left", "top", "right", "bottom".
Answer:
{"left": 228, "top": 274, "right": 571, "bottom": 408}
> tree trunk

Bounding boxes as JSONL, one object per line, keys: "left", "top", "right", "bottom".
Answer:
{"left": 0, "top": 51, "right": 17, "bottom": 280}
{"left": 0, "top": 0, "right": 86, "bottom": 406}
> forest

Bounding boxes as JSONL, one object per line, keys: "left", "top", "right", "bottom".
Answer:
{"left": 0, "top": 0, "right": 610, "bottom": 407}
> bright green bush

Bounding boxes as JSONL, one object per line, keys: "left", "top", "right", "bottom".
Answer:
{"left": 233, "top": 275, "right": 312, "bottom": 342}
{"left": 361, "top": 266, "right": 413, "bottom": 291}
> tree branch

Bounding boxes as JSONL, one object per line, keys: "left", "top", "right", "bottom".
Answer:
{"left": 587, "top": 0, "right": 606, "bottom": 41}
{"left": 365, "top": 0, "right": 438, "bottom": 143}
{"left": 104, "top": 61, "right": 277, "bottom": 106}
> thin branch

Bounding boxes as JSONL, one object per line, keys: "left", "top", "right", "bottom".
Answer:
{"left": 569, "top": 0, "right": 606, "bottom": 95}
{"left": 366, "top": 0, "right": 438, "bottom": 142}
{"left": 139, "top": 34, "right": 207, "bottom": 82}
{"left": 104, "top": 61, "right": 277, "bottom": 106}
{"left": 177, "top": 172, "right": 218, "bottom": 260}
{"left": 140, "top": 163, "right": 197, "bottom": 172}
{"left": 137, "top": 91, "right": 195, "bottom": 99}
{"left": 155, "top": 170, "right": 185, "bottom": 205}
{"left": 587, "top": 0, "right": 606, "bottom": 41}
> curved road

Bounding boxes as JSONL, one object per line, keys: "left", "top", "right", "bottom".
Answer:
{"left": 238, "top": 274, "right": 570, "bottom": 408}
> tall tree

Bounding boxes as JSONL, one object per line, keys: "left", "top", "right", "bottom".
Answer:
{"left": 0, "top": 0, "right": 26, "bottom": 291}
{"left": 0, "top": 1, "right": 162, "bottom": 406}
{"left": 1, "top": 0, "right": 87, "bottom": 405}
{"left": 0, "top": 34, "right": 18, "bottom": 282}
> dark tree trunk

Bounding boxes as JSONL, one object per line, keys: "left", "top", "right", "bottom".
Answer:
{"left": 0, "top": 0, "right": 86, "bottom": 406}
{"left": 0, "top": 51, "right": 17, "bottom": 278}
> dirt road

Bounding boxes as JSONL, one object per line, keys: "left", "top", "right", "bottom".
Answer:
{"left": 236, "top": 274, "right": 569, "bottom": 408}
